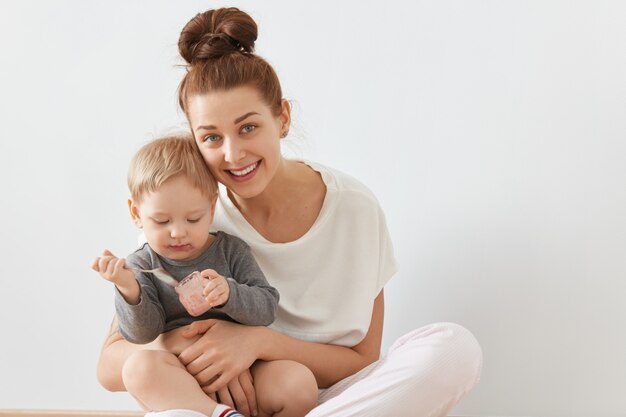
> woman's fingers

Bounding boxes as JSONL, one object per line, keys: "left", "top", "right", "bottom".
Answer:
{"left": 239, "top": 370, "right": 257, "bottom": 417}
{"left": 203, "top": 388, "right": 217, "bottom": 402}
{"left": 205, "top": 371, "right": 235, "bottom": 395}
{"left": 180, "top": 319, "right": 218, "bottom": 340}
{"left": 217, "top": 385, "right": 235, "bottom": 410}
{"left": 226, "top": 377, "right": 250, "bottom": 416}
{"left": 184, "top": 352, "right": 214, "bottom": 376}
{"left": 178, "top": 321, "right": 259, "bottom": 398}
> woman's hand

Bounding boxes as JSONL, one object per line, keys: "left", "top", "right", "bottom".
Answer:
{"left": 178, "top": 319, "right": 260, "bottom": 393}
{"left": 212, "top": 369, "right": 257, "bottom": 417}
{"left": 156, "top": 326, "right": 202, "bottom": 356}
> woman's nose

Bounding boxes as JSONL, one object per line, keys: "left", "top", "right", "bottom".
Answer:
{"left": 223, "top": 137, "right": 245, "bottom": 163}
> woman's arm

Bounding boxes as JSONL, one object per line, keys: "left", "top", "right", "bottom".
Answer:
{"left": 179, "top": 290, "right": 385, "bottom": 390}
{"left": 262, "top": 289, "right": 385, "bottom": 387}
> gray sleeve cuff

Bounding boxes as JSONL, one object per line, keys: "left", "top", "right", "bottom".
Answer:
{"left": 114, "top": 285, "right": 165, "bottom": 344}
{"left": 214, "top": 278, "right": 278, "bottom": 326}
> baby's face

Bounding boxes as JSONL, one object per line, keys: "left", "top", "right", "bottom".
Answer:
{"left": 133, "top": 175, "right": 215, "bottom": 261}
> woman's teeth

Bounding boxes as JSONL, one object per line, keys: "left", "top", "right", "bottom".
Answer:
{"left": 230, "top": 162, "right": 258, "bottom": 176}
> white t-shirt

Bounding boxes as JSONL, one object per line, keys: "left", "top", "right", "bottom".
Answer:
{"left": 211, "top": 161, "right": 398, "bottom": 346}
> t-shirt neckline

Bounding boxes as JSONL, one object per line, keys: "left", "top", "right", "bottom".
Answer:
{"left": 218, "top": 160, "right": 336, "bottom": 246}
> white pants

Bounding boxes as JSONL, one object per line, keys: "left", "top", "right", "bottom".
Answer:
{"left": 306, "top": 322, "right": 483, "bottom": 417}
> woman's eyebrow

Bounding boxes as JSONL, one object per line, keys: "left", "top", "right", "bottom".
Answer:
{"left": 195, "top": 111, "right": 260, "bottom": 132}
{"left": 195, "top": 124, "right": 216, "bottom": 132}
{"left": 234, "top": 112, "right": 260, "bottom": 124}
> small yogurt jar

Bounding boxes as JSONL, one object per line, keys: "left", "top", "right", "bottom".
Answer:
{"left": 175, "top": 271, "right": 212, "bottom": 316}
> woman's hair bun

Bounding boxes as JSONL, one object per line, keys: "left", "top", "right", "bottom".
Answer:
{"left": 178, "top": 7, "right": 258, "bottom": 64}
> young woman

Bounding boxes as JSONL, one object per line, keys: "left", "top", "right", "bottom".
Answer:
{"left": 97, "top": 7, "right": 482, "bottom": 417}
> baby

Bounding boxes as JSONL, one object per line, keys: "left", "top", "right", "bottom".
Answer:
{"left": 92, "top": 134, "right": 317, "bottom": 417}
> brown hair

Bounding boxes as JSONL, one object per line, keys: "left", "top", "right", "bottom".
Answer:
{"left": 127, "top": 134, "right": 217, "bottom": 203}
{"left": 177, "top": 8, "right": 283, "bottom": 116}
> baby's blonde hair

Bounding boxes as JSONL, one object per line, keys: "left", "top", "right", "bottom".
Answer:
{"left": 128, "top": 134, "right": 217, "bottom": 203}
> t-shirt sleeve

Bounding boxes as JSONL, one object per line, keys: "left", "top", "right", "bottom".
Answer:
{"left": 375, "top": 204, "right": 398, "bottom": 294}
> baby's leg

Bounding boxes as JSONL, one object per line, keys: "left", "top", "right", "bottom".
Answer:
{"left": 251, "top": 360, "right": 318, "bottom": 417}
{"left": 122, "top": 349, "right": 218, "bottom": 416}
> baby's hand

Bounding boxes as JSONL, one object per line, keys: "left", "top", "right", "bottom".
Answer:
{"left": 201, "top": 269, "right": 230, "bottom": 308}
{"left": 91, "top": 249, "right": 135, "bottom": 289}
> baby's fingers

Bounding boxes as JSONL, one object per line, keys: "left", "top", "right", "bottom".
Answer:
{"left": 102, "top": 255, "right": 121, "bottom": 275}
{"left": 112, "top": 258, "right": 127, "bottom": 276}
{"left": 200, "top": 268, "right": 219, "bottom": 280}
{"left": 206, "top": 288, "right": 227, "bottom": 307}
{"left": 90, "top": 257, "right": 101, "bottom": 272}
{"left": 202, "top": 280, "right": 217, "bottom": 297}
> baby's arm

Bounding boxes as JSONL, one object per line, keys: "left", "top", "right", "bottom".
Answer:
{"left": 92, "top": 249, "right": 140, "bottom": 304}
{"left": 92, "top": 249, "right": 166, "bottom": 344}
{"left": 205, "top": 241, "right": 279, "bottom": 326}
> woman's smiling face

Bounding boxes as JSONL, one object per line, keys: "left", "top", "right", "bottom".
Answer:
{"left": 187, "top": 85, "right": 290, "bottom": 199}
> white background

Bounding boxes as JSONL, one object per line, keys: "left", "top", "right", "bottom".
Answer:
{"left": 1, "top": 1, "right": 625, "bottom": 416}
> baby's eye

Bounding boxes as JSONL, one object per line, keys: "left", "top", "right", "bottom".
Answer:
{"left": 203, "top": 134, "right": 221, "bottom": 143}
{"left": 241, "top": 124, "right": 256, "bottom": 134}
{"left": 187, "top": 218, "right": 201, "bottom": 224}
{"left": 153, "top": 219, "right": 169, "bottom": 225}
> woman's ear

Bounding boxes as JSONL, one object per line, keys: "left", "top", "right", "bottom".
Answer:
{"left": 128, "top": 199, "right": 143, "bottom": 229}
{"left": 279, "top": 98, "right": 291, "bottom": 138}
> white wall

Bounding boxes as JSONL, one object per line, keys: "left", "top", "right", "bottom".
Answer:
{"left": 1, "top": 1, "right": 625, "bottom": 416}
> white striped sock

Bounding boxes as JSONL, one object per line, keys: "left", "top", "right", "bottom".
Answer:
{"left": 145, "top": 410, "right": 208, "bottom": 417}
{"left": 211, "top": 404, "right": 243, "bottom": 417}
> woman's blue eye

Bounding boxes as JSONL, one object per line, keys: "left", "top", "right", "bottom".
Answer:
{"left": 204, "top": 134, "right": 220, "bottom": 143}
{"left": 241, "top": 124, "right": 256, "bottom": 134}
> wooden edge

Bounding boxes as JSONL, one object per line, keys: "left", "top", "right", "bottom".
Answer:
{"left": 0, "top": 411, "right": 475, "bottom": 417}
{"left": 0, "top": 411, "right": 143, "bottom": 417}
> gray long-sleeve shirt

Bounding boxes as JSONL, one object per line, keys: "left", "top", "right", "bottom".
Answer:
{"left": 115, "top": 231, "right": 279, "bottom": 344}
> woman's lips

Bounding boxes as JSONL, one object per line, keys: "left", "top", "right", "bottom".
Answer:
{"left": 226, "top": 161, "right": 260, "bottom": 182}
